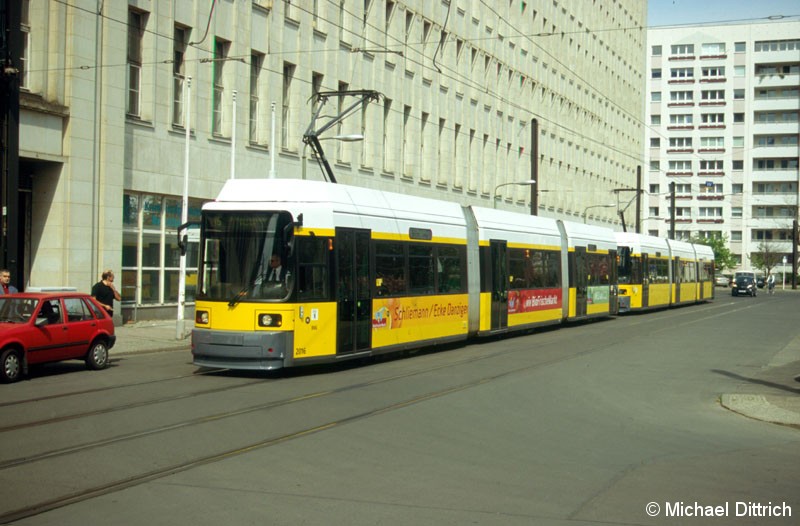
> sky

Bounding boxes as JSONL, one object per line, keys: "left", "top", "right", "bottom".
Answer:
{"left": 647, "top": 0, "right": 800, "bottom": 27}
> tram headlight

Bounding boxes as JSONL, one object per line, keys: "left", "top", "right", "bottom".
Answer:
{"left": 196, "top": 310, "right": 210, "bottom": 325}
{"left": 257, "top": 313, "right": 282, "bottom": 328}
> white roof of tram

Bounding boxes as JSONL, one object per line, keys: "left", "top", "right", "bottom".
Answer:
{"left": 615, "top": 232, "right": 670, "bottom": 257}
{"left": 469, "top": 206, "right": 562, "bottom": 246}
{"left": 207, "top": 178, "right": 468, "bottom": 239}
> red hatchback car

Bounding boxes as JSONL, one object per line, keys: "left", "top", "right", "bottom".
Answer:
{"left": 0, "top": 292, "right": 116, "bottom": 383}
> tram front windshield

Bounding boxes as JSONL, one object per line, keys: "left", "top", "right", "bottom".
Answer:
{"left": 198, "top": 211, "right": 294, "bottom": 302}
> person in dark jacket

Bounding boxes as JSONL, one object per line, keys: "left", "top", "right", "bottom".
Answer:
{"left": 91, "top": 270, "right": 121, "bottom": 317}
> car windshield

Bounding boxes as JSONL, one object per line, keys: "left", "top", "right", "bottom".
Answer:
{"left": 0, "top": 297, "right": 39, "bottom": 323}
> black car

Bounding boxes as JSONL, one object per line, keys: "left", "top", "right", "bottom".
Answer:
{"left": 756, "top": 276, "right": 765, "bottom": 288}
{"left": 732, "top": 276, "right": 757, "bottom": 297}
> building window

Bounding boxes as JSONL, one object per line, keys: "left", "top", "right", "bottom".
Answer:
{"left": 669, "top": 137, "right": 692, "bottom": 149}
{"left": 700, "top": 137, "right": 724, "bottom": 148}
{"left": 733, "top": 136, "right": 744, "bottom": 148}
{"left": 701, "top": 113, "right": 724, "bottom": 124}
{"left": 700, "top": 160, "right": 723, "bottom": 171}
{"left": 173, "top": 26, "right": 189, "bottom": 127}
{"left": 652, "top": 45, "right": 662, "bottom": 56}
{"left": 734, "top": 42, "right": 746, "bottom": 53}
{"left": 701, "top": 66, "right": 725, "bottom": 79}
{"left": 731, "top": 207, "right": 743, "bottom": 218}
{"left": 670, "top": 67, "right": 694, "bottom": 79}
{"left": 732, "top": 160, "right": 744, "bottom": 171}
{"left": 670, "top": 90, "right": 693, "bottom": 102}
{"left": 651, "top": 115, "right": 661, "bottom": 125}
{"left": 734, "top": 65, "right": 745, "bottom": 77}
{"left": 733, "top": 89, "right": 744, "bottom": 100}
{"left": 652, "top": 91, "right": 662, "bottom": 102}
{"left": 669, "top": 114, "right": 692, "bottom": 125}
{"left": 649, "top": 207, "right": 659, "bottom": 217}
{"left": 212, "top": 38, "right": 230, "bottom": 137}
{"left": 122, "top": 193, "right": 204, "bottom": 308}
{"left": 699, "top": 207, "right": 722, "bottom": 218}
{"left": 701, "top": 90, "right": 724, "bottom": 101}
{"left": 671, "top": 44, "right": 694, "bottom": 56}
{"left": 649, "top": 184, "right": 660, "bottom": 194}
{"left": 282, "top": 62, "right": 296, "bottom": 149}
{"left": 651, "top": 68, "right": 662, "bottom": 79}
{"left": 731, "top": 231, "right": 742, "bottom": 241}
{"left": 701, "top": 43, "right": 725, "bottom": 55}
{"left": 20, "top": 0, "right": 29, "bottom": 89}
{"left": 127, "top": 10, "right": 146, "bottom": 117}
{"left": 668, "top": 160, "right": 692, "bottom": 172}
{"left": 650, "top": 160, "right": 660, "bottom": 171}
{"left": 650, "top": 138, "right": 660, "bottom": 148}
{"left": 732, "top": 184, "right": 743, "bottom": 194}
{"left": 249, "top": 53, "right": 264, "bottom": 144}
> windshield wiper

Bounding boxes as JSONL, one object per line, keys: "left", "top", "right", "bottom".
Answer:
{"left": 228, "top": 285, "right": 253, "bottom": 307}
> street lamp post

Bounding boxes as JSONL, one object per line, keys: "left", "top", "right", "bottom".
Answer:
{"left": 583, "top": 203, "right": 616, "bottom": 224}
{"left": 493, "top": 180, "right": 536, "bottom": 209}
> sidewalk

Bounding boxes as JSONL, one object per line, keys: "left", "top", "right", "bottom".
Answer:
{"left": 111, "top": 320, "right": 191, "bottom": 355}
{"left": 720, "top": 331, "right": 800, "bottom": 429}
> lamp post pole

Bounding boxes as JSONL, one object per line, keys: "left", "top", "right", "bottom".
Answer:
{"left": 583, "top": 203, "right": 616, "bottom": 224}
{"left": 493, "top": 180, "right": 536, "bottom": 209}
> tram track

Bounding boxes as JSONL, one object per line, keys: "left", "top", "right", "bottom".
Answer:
{"left": 0, "top": 302, "right": 740, "bottom": 524}
{"left": 0, "top": 332, "right": 607, "bottom": 525}
{"left": 0, "top": 367, "right": 228, "bottom": 409}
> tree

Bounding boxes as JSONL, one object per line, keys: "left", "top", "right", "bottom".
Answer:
{"left": 750, "top": 241, "right": 782, "bottom": 276}
{"left": 690, "top": 235, "right": 736, "bottom": 273}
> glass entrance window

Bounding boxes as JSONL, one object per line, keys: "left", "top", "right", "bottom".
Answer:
{"left": 122, "top": 193, "right": 203, "bottom": 307}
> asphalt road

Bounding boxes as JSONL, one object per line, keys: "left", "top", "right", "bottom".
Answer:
{"left": 1, "top": 292, "right": 799, "bottom": 525}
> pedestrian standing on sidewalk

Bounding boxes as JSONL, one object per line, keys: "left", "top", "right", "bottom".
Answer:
{"left": 0, "top": 269, "right": 18, "bottom": 295}
{"left": 92, "top": 270, "right": 121, "bottom": 317}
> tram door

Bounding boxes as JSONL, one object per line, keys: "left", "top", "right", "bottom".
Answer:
{"left": 335, "top": 228, "right": 372, "bottom": 355}
{"left": 490, "top": 240, "right": 508, "bottom": 331}
{"left": 574, "top": 247, "right": 588, "bottom": 317}
{"left": 641, "top": 254, "right": 650, "bottom": 308}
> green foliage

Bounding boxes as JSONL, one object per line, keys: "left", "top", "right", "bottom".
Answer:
{"left": 750, "top": 242, "right": 782, "bottom": 275}
{"left": 689, "top": 235, "right": 736, "bottom": 273}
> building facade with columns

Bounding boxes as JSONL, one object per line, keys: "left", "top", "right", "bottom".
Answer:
{"left": 16, "top": 0, "right": 645, "bottom": 321}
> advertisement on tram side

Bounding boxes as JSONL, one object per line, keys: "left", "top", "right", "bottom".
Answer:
{"left": 371, "top": 295, "right": 469, "bottom": 347}
{"left": 507, "top": 288, "right": 563, "bottom": 314}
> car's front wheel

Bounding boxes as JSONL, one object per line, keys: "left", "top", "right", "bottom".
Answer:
{"left": 1, "top": 348, "right": 22, "bottom": 383}
{"left": 85, "top": 340, "right": 110, "bottom": 370}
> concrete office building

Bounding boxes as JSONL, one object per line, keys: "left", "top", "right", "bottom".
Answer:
{"left": 645, "top": 21, "right": 799, "bottom": 275}
{"left": 16, "top": 0, "right": 645, "bottom": 322}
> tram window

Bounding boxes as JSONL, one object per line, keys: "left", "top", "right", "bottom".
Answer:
{"left": 436, "top": 245, "right": 465, "bottom": 293}
{"left": 587, "top": 253, "right": 611, "bottom": 286}
{"left": 297, "top": 237, "right": 330, "bottom": 301}
{"left": 375, "top": 241, "right": 406, "bottom": 296}
{"left": 409, "top": 244, "right": 434, "bottom": 294}
{"left": 508, "top": 248, "right": 560, "bottom": 289}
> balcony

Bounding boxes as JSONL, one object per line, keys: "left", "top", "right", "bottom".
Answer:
{"left": 753, "top": 97, "right": 800, "bottom": 112}
{"left": 700, "top": 54, "right": 727, "bottom": 60}
{"left": 751, "top": 169, "right": 799, "bottom": 182}
{"left": 753, "top": 122, "right": 799, "bottom": 135}
{"left": 698, "top": 101, "right": 725, "bottom": 107}
{"left": 666, "top": 171, "right": 693, "bottom": 177}
{"left": 752, "top": 145, "right": 799, "bottom": 158}
{"left": 698, "top": 171, "right": 725, "bottom": 176}
{"left": 667, "top": 102, "right": 695, "bottom": 107}
{"left": 667, "top": 125, "right": 694, "bottom": 131}
{"left": 755, "top": 72, "right": 800, "bottom": 88}
{"left": 668, "top": 79, "right": 695, "bottom": 84}
{"left": 699, "top": 77, "right": 726, "bottom": 83}
{"left": 698, "top": 124, "right": 726, "bottom": 130}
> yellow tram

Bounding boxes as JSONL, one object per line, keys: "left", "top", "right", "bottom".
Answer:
{"left": 615, "top": 232, "right": 715, "bottom": 312}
